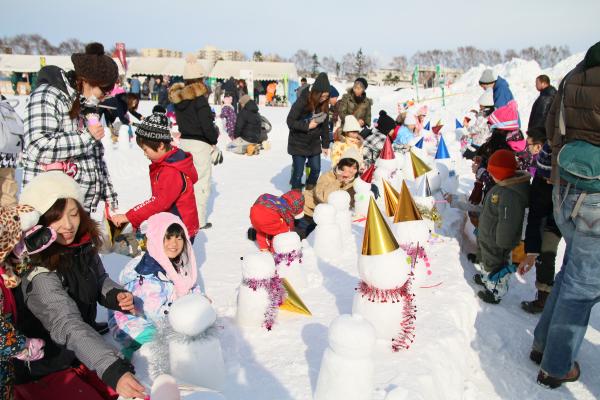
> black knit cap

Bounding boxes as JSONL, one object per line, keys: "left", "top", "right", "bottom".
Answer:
{"left": 134, "top": 112, "right": 172, "bottom": 142}
{"left": 355, "top": 77, "right": 368, "bottom": 89}
{"left": 71, "top": 42, "right": 119, "bottom": 88}
{"left": 311, "top": 72, "right": 330, "bottom": 93}
{"left": 377, "top": 110, "right": 396, "bottom": 134}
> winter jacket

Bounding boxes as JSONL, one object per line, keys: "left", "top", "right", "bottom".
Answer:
{"left": 249, "top": 192, "right": 304, "bottom": 251}
{"left": 393, "top": 125, "right": 414, "bottom": 145}
{"left": 493, "top": 76, "right": 515, "bottom": 109}
{"left": 126, "top": 147, "right": 199, "bottom": 238}
{"left": 99, "top": 93, "right": 142, "bottom": 126}
{"left": 13, "top": 240, "right": 133, "bottom": 390}
{"left": 22, "top": 65, "right": 118, "bottom": 212}
{"left": 546, "top": 45, "right": 600, "bottom": 182}
{"left": 158, "top": 84, "right": 169, "bottom": 108}
{"left": 287, "top": 90, "right": 331, "bottom": 156}
{"left": 168, "top": 82, "right": 218, "bottom": 145}
{"left": 477, "top": 172, "right": 530, "bottom": 271}
{"left": 234, "top": 100, "right": 262, "bottom": 144}
{"left": 219, "top": 104, "right": 237, "bottom": 138}
{"left": 303, "top": 170, "right": 356, "bottom": 217}
{"left": 338, "top": 89, "right": 373, "bottom": 128}
{"left": 362, "top": 129, "right": 405, "bottom": 169}
{"left": 330, "top": 137, "right": 363, "bottom": 167}
{"left": 524, "top": 176, "right": 561, "bottom": 254}
{"left": 129, "top": 78, "right": 141, "bottom": 94}
{"left": 527, "top": 85, "right": 557, "bottom": 132}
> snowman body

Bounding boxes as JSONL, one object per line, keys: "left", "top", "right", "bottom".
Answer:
{"left": 312, "top": 204, "right": 343, "bottom": 264}
{"left": 272, "top": 232, "right": 307, "bottom": 289}
{"left": 236, "top": 252, "right": 277, "bottom": 327}
{"left": 353, "top": 178, "right": 373, "bottom": 218}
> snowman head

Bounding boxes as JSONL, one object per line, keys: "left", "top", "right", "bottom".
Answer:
{"left": 376, "top": 158, "right": 397, "bottom": 172}
{"left": 353, "top": 177, "right": 372, "bottom": 194}
{"left": 241, "top": 252, "right": 276, "bottom": 280}
{"left": 168, "top": 293, "right": 216, "bottom": 337}
{"left": 393, "top": 220, "right": 431, "bottom": 246}
{"left": 327, "top": 190, "right": 351, "bottom": 212}
{"left": 273, "top": 231, "right": 301, "bottom": 253}
{"left": 328, "top": 314, "right": 376, "bottom": 358}
{"left": 313, "top": 203, "right": 337, "bottom": 225}
{"left": 358, "top": 248, "right": 410, "bottom": 289}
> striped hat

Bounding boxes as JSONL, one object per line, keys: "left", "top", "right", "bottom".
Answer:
{"left": 134, "top": 112, "right": 172, "bottom": 142}
{"left": 488, "top": 100, "right": 519, "bottom": 131}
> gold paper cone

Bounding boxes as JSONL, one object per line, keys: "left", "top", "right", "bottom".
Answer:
{"left": 382, "top": 179, "right": 400, "bottom": 217}
{"left": 362, "top": 197, "right": 400, "bottom": 255}
{"left": 393, "top": 181, "right": 423, "bottom": 223}
{"left": 410, "top": 151, "right": 432, "bottom": 178}
{"left": 280, "top": 278, "right": 312, "bottom": 316}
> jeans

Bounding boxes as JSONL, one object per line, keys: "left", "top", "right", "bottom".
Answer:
{"left": 290, "top": 154, "right": 320, "bottom": 190}
{"left": 532, "top": 185, "right": 600, "bottom": 377}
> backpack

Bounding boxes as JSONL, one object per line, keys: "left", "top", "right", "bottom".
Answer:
{"left": 0, "top": 98, "right": 24, "bottom": 154}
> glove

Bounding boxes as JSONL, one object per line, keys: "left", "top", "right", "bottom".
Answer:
{"left": 468, "top": 181, "right": 484, "bottom": 205}
{"left": 14, "top": 338, "right": 45, "bottom": 362}
{"left": 370, "top": 184, "right": 380, "bottom": 199}
{"left": 12, "top": 225, "right": 57, "bottom": 259}
{"left": 211, "top": 148, "right": 223, "bottom": 165}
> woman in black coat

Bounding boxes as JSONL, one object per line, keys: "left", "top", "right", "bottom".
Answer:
{"left": 286, "top": 72, "right": 331, "bottom": 190}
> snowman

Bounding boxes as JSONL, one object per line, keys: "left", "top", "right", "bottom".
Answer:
{"left": 375, "top": 136, "right": 398, "bottom": 189}
{"left": 328, "top": 190, "right": 357, "bottom": 263}
{"left": 353, "top": 164, "right": 376, "bottom": 218}
{"left": 352, "top": 198, "right": 416, "bottom": 351}
{"left": 236, "top": 252, "right": 285, "bottom": 330}
{"left": 272, "top": 231, "right": 307, "bottom": 290}
{"left": 314, "top": 314, "right": 376, "bottom": 400}
{"left": 140, "top": 293, "right": 226, "bottom": 392}
{"left": 150, "top": 374, "right": 226, "bottom": 400}
{"left": 311, "top": 203, "right": 343, "bottom": 265}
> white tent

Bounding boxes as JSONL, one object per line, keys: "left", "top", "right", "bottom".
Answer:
{"left": 0, "top": 54, "right": 125, "bottom": 75}
{"left": 125, "top": 57, "right": 213, "bottom": 78}
{"left": 209, "top": 61, "right": 298, "bottom": 81}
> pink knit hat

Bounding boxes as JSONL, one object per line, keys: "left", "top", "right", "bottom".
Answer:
{"left": 488, "top": 100, "right": 519, "bottom": 131}
{"left": 146, "top": 212, "right": 198, "bottom": 299}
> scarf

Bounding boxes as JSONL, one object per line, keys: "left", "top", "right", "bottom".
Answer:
{"left": 273, "top": 249, "right": 303, "bottom": 267}
{"left": 242, "top": 275, "right": 286, "bottom": 331}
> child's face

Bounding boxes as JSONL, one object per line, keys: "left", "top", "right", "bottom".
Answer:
{"left": 345, "top": 131, "right": 360, "bottom": 140}
{"left": 164, "top": 234, "right": 184, "bottom": 259}
{"left": 141, "top": 143, "right": 168, "bottom": 162}
{"left": 527, "top": 138, "right": 543, "bottom": 155}
{"left": 337, "top": 165, "right": 358, "bottom": 183}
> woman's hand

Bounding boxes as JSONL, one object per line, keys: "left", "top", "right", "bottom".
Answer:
{"left": 111, "top": 214, "right": 129, "bottom": 227}
{"left": 115, "top": 372, "right": 146, "bottom": 399}
{"left": 88, "top": 124, "right": 105, "bottom": 141}
{"left": 308, "top": 120, "right": 318, "bottom": 130}
{"left": 117, "top": 292, "right": 135, "bottom": 312}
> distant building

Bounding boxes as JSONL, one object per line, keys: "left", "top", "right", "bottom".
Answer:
{"left": 368, "top": 68, "right": 412, "bottom": 87}
{"left": 197, "top": 45, "right": 245, "bottom": 65}
{"left": 369, "top": 66, "right": 462, "bottom": 87}
{"left": 141, "top": 48, "right": 183, "bottom": 58}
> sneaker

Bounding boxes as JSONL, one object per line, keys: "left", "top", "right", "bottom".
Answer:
{"left": 530, "top": 349, "right": 543, "bottom": 365}
{"left": 521, "top": 291, "right": 550, "bottom": 314}
{"left": 537, "top": 362, "right": 580, "bottom": 389}
{"left": 477, "top": 289, "right": 501, "bottom": 304}
{"left": 247, "top": 227, "right": 257, "bottom": 241}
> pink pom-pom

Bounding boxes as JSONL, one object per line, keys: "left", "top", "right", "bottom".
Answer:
{"left": 427, "top": 270, "right": 432, "bottom": 275}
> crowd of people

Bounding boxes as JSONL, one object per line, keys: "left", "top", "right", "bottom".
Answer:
{"left": 0, "top": 39, "right": 598, "bottom": 399}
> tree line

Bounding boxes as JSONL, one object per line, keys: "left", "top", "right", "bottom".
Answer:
{"left": 0, "top": 34, "right": 140, "bottom": 56}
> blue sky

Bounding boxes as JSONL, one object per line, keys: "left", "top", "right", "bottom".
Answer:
{"left": 4, "top": 0, "right": 599, "bottom": 64}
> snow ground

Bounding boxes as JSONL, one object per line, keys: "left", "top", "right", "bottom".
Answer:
{"left": 8, "top": 54, "right": 600, "bottom": 399}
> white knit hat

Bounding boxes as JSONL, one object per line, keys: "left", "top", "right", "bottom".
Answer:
{"left": 478, "top": 89, "right": 494, "bottom": 107}
{"left": 183, "top": 54, "right": 205, "bottom": 80}
{"left": 404, "top": 110, "right": 417, "bottom": 126}
{"left": 343, "top": 115, "right": 362, "bottom": 132}
{"left": 479, "top": 69, "right": 497, "bottom": 85}
{"left": 337, "top": 146, "right": 363, "bottom": 167}
{"left": 19, "top": 171, "right": 84, "bottom": 215}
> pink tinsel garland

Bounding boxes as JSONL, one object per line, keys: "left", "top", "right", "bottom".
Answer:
{"left": 355, "top": 275, "right": 417, "bottom": 352}
{"left": 273, "top": 249, "right": 303, "bottom": 267}
{"left": 242, "top": 275, "right": 286, "bottom": 331}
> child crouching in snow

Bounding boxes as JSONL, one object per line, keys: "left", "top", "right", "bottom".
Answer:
{"left": 248, "top": 190, "right": 305, "bottom": 252}
{"left": 109, "top": 213, "right": 201, "bottom": 359}
{"left": 472, "top": 149, "right": 529, "bottom": 304}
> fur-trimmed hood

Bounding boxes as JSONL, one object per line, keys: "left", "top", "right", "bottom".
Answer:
{"left": 168, "top": 82, "right": 208, "bottom": 105}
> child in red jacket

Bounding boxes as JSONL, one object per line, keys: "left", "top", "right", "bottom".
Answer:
{"left": 248, "top": 191, "right": 304, "bottom": 252}
{"left": 112, "top": 113, "right": 200, "bottom": 239}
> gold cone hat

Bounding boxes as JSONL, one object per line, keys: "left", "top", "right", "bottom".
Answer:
{"left": 410, "top": 151, "right": 432, "bottom": 178}
{"left": 361, "top": 197, "right": 400, "bottom": 255}
{"left": 393, "top": 180, "right": 423, "bottom": 223}
{"left": 382, "top": 179, "right": 400, "bottom": 217}
{"left": 279, "top": 278, "right": 312, "bottom": 316}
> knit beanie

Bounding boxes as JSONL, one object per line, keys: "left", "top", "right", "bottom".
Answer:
{"left": 487, "top": 149, "right": 517, "bottom": 181}
{"left": 377, "top": 110, "right": 396, "bottom": 134}
{"left": 71, "top": 42, "right": 119, "bottom": 88}
{"left": 355, "top": 77, "right": 368, "bottom": 89}
{"left": 20, "top": 172, "right": 84, "bottom": 215}
{"left": 183, "top": 54, "right": 206, "bottom": 80}
{"left": 343, "top": 115, "right": 362, "bottom": 132}
{"left": 479, "top": 69, "right": 497, "bottom": 85}
{"left": 329, "top": 85, "right": 339, "bottom": 98}
{"left": 584, "top": 41, "right": 600, "bottom": 70}
{"left": 134, "top": 112, "right": 172, "bottom": 142}
{"left": 312, "top": 72, "right": 330, "bottom": 93}
{"left": 239, "top": 95, "right": 251, "bottom": 109}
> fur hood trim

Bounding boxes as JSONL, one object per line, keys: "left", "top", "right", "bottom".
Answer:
{"left": 168, "top": 82, "right": 208, "bottom": 104}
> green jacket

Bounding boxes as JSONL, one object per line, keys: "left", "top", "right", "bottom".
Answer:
{"left": 338, "top": 89, "right": 373, "bottom": 128}
{"left": 477, "top": 172, "right": 530, "bottom": 272}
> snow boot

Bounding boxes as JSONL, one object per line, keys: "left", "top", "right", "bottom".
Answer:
{"left": 521, "top": 290, "right": 550, "bottom": 314}
{"left": 201, "top": 222, "right": 213, "bottom": 230}
{"left": 247, "top": 227, "right": 257, "bottom": 241}
{"left": 473, "top": 273, "right": 487, "bottom": 287}
{"left": 537, "top": 362, "right": 580, "bottom": 389}
{"left": 246, "top": 144, "right": 259, "bottom": 156}
{"left": 530, "top": 349, "right": 543, "bottom": 365}
{"left": 467, "top": 253, "right": 478, "bottom": 263}
{"left": 477, "top": 264, "right": 515, "bottom": 304}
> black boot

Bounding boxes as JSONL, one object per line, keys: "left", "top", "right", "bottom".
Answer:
{"left": 521, "top": 290, "right": 550, "bottom": 314}
{"left": 467, "top": 253, "right": 478, "bottom": 263}
{"left": 537, "top": 362, "right": 580, "bottom": 389}
{"left": 530, "top": 349, "right": 543, "bottom": 365}
{"left": 247, "top": 227, "right": 257, "bottom": 241}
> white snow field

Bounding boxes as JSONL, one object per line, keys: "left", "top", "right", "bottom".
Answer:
{"left": 9, "top": 54, "right": 600, "bottom": 399}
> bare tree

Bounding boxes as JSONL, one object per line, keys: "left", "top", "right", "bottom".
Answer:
{"left": 311, "top": 53, "right": 320, "bottom": 77}
{"left": 390, "top": 55, "right": 408, "bottom": 72}
{"left": 321, "top": 56, "right": 338, "bottom": 75}
{"left": 252, "top": 50, "right": 264, "bottom": 62}
{"left": 291, "top": 49, "right": 312, "bottom": 76}
{"left": 56, "top": 38, "right": 85, "bottom": 54}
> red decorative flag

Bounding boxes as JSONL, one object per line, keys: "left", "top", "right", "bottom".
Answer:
{"left": 379, "top": 136, "right": 395, "bottom": 160}
{"left": 115, "top": 42, "right": 127, "bottom": 71}
{"left": 432, "top": 124, "right": 443, "bottom": 135}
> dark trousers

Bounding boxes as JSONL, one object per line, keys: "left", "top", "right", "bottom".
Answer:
{"left": 294, "top": 215, "right": 316, "bottom": 239}
{"left": 290, "top": 154, "right": 320, "bottom": 190}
